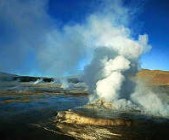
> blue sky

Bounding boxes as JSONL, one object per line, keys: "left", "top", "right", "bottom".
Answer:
{"left": 0, "top": 0, "right": 169, "bottom": 76}
{"left": 48, "top": 0, "right": 169, "bottom": 71}
{"left": 139, "top": 0, "right": 169, "bottom": 70}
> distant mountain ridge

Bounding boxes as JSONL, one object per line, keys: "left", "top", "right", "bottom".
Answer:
{"left": 0, "top": 72, "right": 82, "bottom": 83}
{"left": 137, "top": 69, "right": 169, "bottom": 86}
{"left": 0, "top": 72, "right": 17, "bottom": 81}
{"left": 1, "top": 69, "right": 169, "bottom": 86}
{"left": 0, "top": 72, "right": 53, "bottom": 82}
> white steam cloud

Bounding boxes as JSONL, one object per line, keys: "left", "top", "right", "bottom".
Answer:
{"left": 0, "top": 0, "right": 169, "bottom": 117}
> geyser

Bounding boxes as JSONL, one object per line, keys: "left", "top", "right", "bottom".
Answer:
{"left": 53, "top": 1, "right": 169, "bottom": 138}
{"left": 2, "top": 0, "right": 168, "bottom": 117}
{"left": 79, "top": 1, "right": 169, "bottom": 118}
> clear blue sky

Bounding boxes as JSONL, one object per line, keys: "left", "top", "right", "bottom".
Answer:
{"left": 139, "top": 0, "right": 169, "bottom": 70}
{"left": 0, "top": 0, "right": 169, "bottom": 76}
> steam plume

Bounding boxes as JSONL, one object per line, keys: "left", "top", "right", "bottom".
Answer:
{"left": 81, "top": 1, "right": 169, "bottom": 117}
{"left": 0, "top": 0, "right": 169, "bottom": 117}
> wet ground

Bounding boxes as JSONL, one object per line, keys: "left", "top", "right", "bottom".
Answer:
{"left": 55, "top": 108, "right": 169, "bottom": 140}
{"left": 0, "top": 81, "right": 88, "bottom": 140}
{"left": 0, "top": 81, "right": 169, "bottom": 140}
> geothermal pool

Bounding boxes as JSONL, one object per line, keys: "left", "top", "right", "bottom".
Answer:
{"left": 0, "top": 89, "right": 87, "bottom": 139}
{"left": 0, "top": 81, "right": 169, "bottom": 140}
{"left": 0, "top": 93, "right": 169, "bottom": 140}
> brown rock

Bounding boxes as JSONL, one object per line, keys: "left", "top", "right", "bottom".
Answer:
{"left": 56, "top": 110, "right": 132, "bottom": 127}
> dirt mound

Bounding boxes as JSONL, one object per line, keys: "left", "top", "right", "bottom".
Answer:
{"left": 56, "top": 110, "right": 132, "bottom": 127}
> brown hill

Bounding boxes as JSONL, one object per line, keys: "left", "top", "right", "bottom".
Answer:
{"left": 137, "top": 69, "right": 169, "bottom": 86}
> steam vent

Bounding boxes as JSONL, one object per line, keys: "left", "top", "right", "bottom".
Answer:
{"left": 54, "top": 99, "right": 161, "bottom": 140}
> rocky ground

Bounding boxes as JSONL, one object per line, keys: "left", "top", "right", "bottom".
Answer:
{"left": 55, "top": 104, "right": 169, "bottom": 140}
{"left": 0, "top": 70, "right": 169, "bottom": 139}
